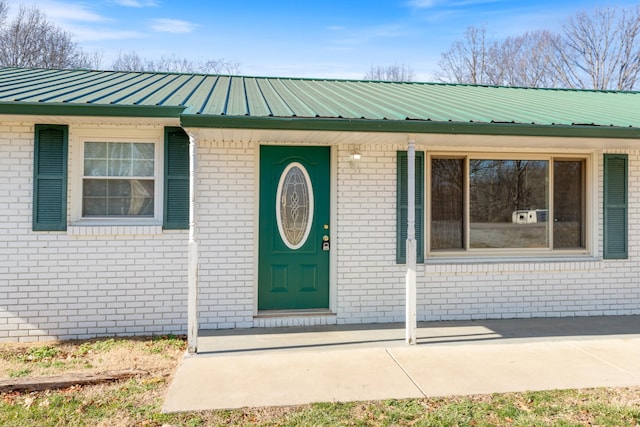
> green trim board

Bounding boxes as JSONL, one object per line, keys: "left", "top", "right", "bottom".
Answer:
{"left": 33, "top": 124, "right": 68, "bottom": 231}
{"left": 603, "top": 154, "right": 628, "bottom": 259}
{"left": 0, "top": 102, "right": 185, "bottom": 118}
{"left": 180, "top": 115, "right": 640, "bottom": 139}
{"left": 397, "top": 151, "right": 425, "bottom": 264}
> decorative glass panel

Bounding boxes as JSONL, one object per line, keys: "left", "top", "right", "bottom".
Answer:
{"left": 276, "top": 162, "right": 314, "bottom": 250}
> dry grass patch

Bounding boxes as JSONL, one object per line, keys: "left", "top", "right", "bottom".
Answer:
{"left": 1, "top": 337, "right": 639, "bottom": 426}
{"left": 0, "top": 336, "right": 183, "bottom": 380}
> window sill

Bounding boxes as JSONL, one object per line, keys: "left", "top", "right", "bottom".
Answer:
{"left": 424, "top": 255, "right": 600, "bottom": 265}
{"left": 67, "top": 223, "right": 163, "bottom": 236}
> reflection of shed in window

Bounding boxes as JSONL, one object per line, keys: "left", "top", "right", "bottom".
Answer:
{"left": 512, "top": 209, "right": 548, "bottom": 224}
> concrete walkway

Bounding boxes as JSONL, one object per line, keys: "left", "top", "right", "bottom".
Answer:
{"left": 163, "top": 316, "right": 640, "bottom": 412}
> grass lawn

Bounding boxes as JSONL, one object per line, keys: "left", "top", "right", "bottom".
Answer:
{"left": 1, "top": 336, "right": 639, "bottom": 426}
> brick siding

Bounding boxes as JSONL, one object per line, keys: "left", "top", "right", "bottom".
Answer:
{"left": 2, "top": 121, "right": 639, "bottom": 341}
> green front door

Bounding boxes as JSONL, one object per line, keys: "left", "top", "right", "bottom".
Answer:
{"left": 259, "top": 146, "right": 330, "bottom": 310}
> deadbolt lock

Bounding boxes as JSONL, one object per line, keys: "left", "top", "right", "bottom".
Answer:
{"left": 322, "top": 235, "right": 330, "bottom": 251}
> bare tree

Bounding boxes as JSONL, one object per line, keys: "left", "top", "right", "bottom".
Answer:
{"left": 364, "top": 63, "right": 416, "bottom": 81}
{"left": 552, "top": 6, "right": 640, "bottom": 90}
{"left": 152, "top": 55, "right": 240, "bottom": 74}
{"left": 111, "top": 51, "right": 147, "bottom": 72}
{"left": 0, "top": 3, "right": 92, "bottom": 69}
{"left": 111, "top": 51, "right": 240, "bottom": 74}
{"left": 436, "top": 6, "right": 640, "bottom": 90}
{"left": 0, "top": 1, "right": 7, "bottom": 27}
{"left": 0, "top": 1, "right": 237, "bottom": 74}
{"left": 77, "top": 50, "right": 104, "bottom": 70}
{"left": 486, "top": 30, "right": 560, "bottom": 88}
{"left": 435, "top": 25, "right": 490, "bottom": 84}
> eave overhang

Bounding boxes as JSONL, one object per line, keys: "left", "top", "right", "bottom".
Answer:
{"left": 0, "top": 102, "right": 186, "bottom": 118}
{"left": 180, "top": 114, "right": 640, "bottom": 139}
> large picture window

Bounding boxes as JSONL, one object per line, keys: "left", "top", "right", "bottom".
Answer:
{"left": 429, "top": 154, "right": 587, "bottom": 254}
{"left": 82, "top": 142, "right": 155, "bottom": 217}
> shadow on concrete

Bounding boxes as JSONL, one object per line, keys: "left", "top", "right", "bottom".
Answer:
{"left": 196, "top": 315, "right": 640, "bottom": 355}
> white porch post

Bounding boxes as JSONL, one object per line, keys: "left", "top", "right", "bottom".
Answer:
{"left": 187, "top": 132, "right": 199, "bottom": 354}
{"left": 406, "top": 139, "right": 417, "bottom": 345}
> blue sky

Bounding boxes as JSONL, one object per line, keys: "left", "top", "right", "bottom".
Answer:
{"left": 9, "top": 0, "right": 640, "bottom": 80}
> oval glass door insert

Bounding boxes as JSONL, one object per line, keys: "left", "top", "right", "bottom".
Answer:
{"left": 276, "top": 162, "right": 314, "bottom": 250}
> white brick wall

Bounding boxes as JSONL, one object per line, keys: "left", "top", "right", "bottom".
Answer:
{"left": 196, "top": 140, "right": 255, "bottom": 330}
{"left": 335, "top": 144, "right": 640, "bottom": 324}
{"left": 2, "top": 122, "right": 640, "bottom": 342}
{"left": 336, "top": 144, "right": 405, "bottom": 324}
{"left": 1, "top": 121, "right": 188, "bottom": 342}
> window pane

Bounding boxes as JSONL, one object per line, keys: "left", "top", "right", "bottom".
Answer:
{"left": 132, "top": 143, "right": 154, "bottom": 160}
{"left": 108, "top": 159, "right": 132, "bottom": 177}
{"left": 554, "top": 160, "right": 584, "bottom": 249}
{"left": 83, "top": 198, "right": 107, "bottom": 216}
{"left": 109, "top": 142, "right": 131, "bottom": 160}
{"left": 83, "top": 179, "right": 107, "bottom": 197}
{"left": 469, "top": 160, "right": 548, "bottom": 248}
{"left": 431, "top": 158, "right": 464, "bottom": 250}
{"left": 131, "top": 160, "right": 154, "bottom": 176}
{"left": 82, "top": 179, "right": 154, "bottom": 217}
{"left": 84, "top": 142, "right": 106, "bottom": 158}
{"left": 82, "top": 142, "right": 155, "bottom": 218}
{"left": 84, "top": 159, "right": 107, "bottom": 176}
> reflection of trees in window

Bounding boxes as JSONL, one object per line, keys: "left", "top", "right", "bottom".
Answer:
{"left": 431, "top": 158, "right": 464, "bottom": 249}
{"left": 429, "top": 155, "right": 585, "bottom": 252}
{"left": 470, "top": 160, "right": 548, "bottom": 223}
{"left": 554, "top": 160, "right": 584, "bottom": 248}
{"left": 468, "top": 160, "right": 548, "bottom": 248}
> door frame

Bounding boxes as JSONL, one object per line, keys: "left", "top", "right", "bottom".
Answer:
{"left": 253, "top": 144, "right": 337, "bottom": 315}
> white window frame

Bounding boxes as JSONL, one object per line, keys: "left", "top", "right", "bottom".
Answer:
{"left": 70, "top": 129, "right": 164, "bottom": 226}
{"left": 426, "top": 151, "right": 595, "bottom": 258}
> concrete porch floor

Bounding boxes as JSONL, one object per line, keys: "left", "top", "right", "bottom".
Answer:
{"left": 163, "top": 316, "right": 640, "bottom": 412}
{"left": 195, "top": 315, "right": 640, "bottom": 354}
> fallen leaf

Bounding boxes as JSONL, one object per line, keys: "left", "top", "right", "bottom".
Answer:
{"left": 22, "top": 396, "right": 34, "bottom": 408}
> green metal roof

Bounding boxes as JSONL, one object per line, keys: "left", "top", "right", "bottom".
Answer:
{"left": 2, "top": 67, "right": 640, "bottom": 138}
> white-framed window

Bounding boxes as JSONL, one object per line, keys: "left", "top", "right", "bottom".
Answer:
{"left": 71, "top": 132, "right": 163, "bottom": 225}
{"left": 428, "top": 152, "right": 592, "bottom": 256}
{"left": 82, "top": 141, "right": 155, "bottom": 217}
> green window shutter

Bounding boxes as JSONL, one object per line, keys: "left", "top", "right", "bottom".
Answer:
{"left": 33, "top": 125, "right": 68, "bottom": 231}
{"left": 603, "top": 154, "right": 628, "bottom": 259}
{"left": 397, "top": 151, "right": 424, "bottom": 264}
{"left": 163, "top": 127, "right": 190, "bottom": 230}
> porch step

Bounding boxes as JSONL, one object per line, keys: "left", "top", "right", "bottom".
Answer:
{"left": 254, "top": 309, "right": 336, "bottom": 328}
{"left": 255, "top": 309, "right": 333, "bottom": 318}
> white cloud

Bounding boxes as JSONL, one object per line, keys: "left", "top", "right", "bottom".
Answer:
{"left": 331, "top": 23, "right": 411, "bottom": 47}
{"left": 149, "top": 18, "right": 197, "bottom": 34}
{"left": 11, "top": 1, "right": 106, "bottom": 22}
{"left": 112, "top": 0, "right": 159, "bottom": 7}
{"left": 64, "top": 24, "right": 146, "bottom": 42}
